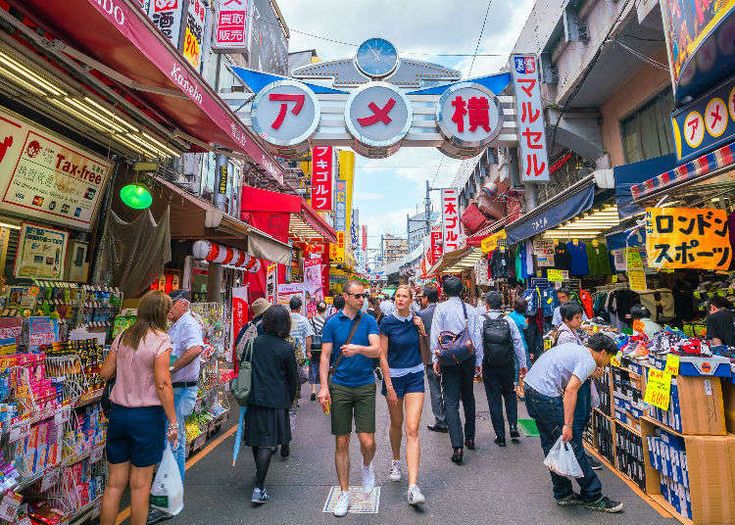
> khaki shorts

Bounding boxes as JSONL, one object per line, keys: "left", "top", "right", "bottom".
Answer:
{"left": 329, "top": 382, "right": 376, "bottom": 435}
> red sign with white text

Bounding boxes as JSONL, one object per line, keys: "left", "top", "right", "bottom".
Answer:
{"left": 311, "top": 146, "right": 333, "bottom": 211}
{"left": 361, "top": 224, "right": 368, "bottom": 252}
{"left": 512, "top": 55, "right": 549, "bottom": 182}
{"left": 430, "top": 225, "right": 443, "bottom": 265}
{"left": 441, "top": 189, "right": 460, "bottom": 254}
{"left": 213, "top": 0, "right": 250, "bottom": 51}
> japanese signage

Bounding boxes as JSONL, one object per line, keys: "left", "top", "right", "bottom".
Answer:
{"left": 533, "top": 239, "right": 555, "bottom": 267}
{"left": 361, "top": 225, "right": 368, "bottom": 252}
{"left": 644, "top": 368, "right": 672, "bottom": 411}
{"left": 0, "top": 110, "right": 112, "bottom": 230}
{"left": 251, "top": 81, "right": 320, "bottom": 157}
{"left": 147, "top": 0, "right": 185, "bottom": 46}
{"left": 265, "top": 263, "right": 277, "bottom": 304}
{"left": 213, "top": 0, "right": 251, "bottom": 51}
{"left": 345, "top": 83, "right": 412, "bottom": 158}
{"left": 665, "top": 354, "right": 680, "bottom": 376}
{"left": 441, "top": 188, "right": 461, "bottom": 253}
{"left": 480, "top": 229, "right": 506, "bottom": 254}
{"left": 511, "top": 55, "right": 549, "bottom": 182}
{"left": 231, "top": 286, "right": 248, "bottom": 358}
{"left": 182, "top": 0, "right": 207, "bottom": 70}
{"left": 277, "top": 283, "right": 304, "bottom": 307}
{"left": 646, "top": 207, "right": 731, "bottom": 270}
{"left": 351, "top": 209, "right": 359, "bottom": 248}
{"left": 671, "top": 75, "right": 735, "bottom": 161}
{"left": 546, "top": 269, "right": 568, "bottom": 283}
{"left": 304, "top": 259, "right": 323, "bottom": 301}
{"left": 430, "top": 225, "right": 443, "bottom": 265}
{"left": 330, "top": 151, "right": 355, "bottom": 263}
{"left": 28, "top": 317, "right": 59, "bottom": 351}
{"left": 310, "top": 146, "right": 333, "bottom": 211}
{"left": 14, "top": 224, "right": 68, "bottom": 280}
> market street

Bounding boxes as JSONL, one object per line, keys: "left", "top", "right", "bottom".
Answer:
{"left": 162, "top": 386, "right": 675, "bottom": 525}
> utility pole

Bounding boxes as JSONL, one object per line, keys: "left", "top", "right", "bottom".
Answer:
{"left": 424, "top": 180, "right": 432, "bottom": 236}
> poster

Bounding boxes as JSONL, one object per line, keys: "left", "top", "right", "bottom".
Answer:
{"left": 533, "top": 239, "right": 555, "bottom": 267}
{"left": 182, "top": 0, "right": 207, "bottom": 70}
{"left": 265, "top": 263, "right": 277, "bottom": 304}
{"left": 14, "top": 223, "right": 68, "bottom": 280}
{"left": 28, "top": 316, "right": 59, "bottom": 351}
{"left": 0, "top": 109, "right": 112, "bottom": 230}
{"left": 304, "top": 258, "right": 323, "bottom": 301}
{"left": 645, "top": 207, "right": 731, "bottom": 270}
{"left": 277, "top": 283, "right": 305, "bottom": 308}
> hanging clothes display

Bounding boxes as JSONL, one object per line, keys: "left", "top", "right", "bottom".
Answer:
{"left": 587, "top": 241, "right": 611, "bottom": 275}
{"left": 490, "top": 247, "right": 514, "bottom": 279}
{"left": 579, "top": 289, "right": 594, "bottom": 319}
{"left": 554, "top": 241, "right": 571, "bottom": 270}
{"left": 566, "top": 240, "right": 589, "bottom": 276}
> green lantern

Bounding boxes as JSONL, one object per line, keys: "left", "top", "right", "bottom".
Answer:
{"left": 120, "top": 183, "right": 152, "bottom": 210}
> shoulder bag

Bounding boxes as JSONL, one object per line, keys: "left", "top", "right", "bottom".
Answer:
{"left": 328, "top": 313, "right": 363, "bottom": 377}
{"left": 231, "top": 337, "right": 255, "bottom": 406}
{"left": 437, "top": 302, "right": 475, "bottom": 365}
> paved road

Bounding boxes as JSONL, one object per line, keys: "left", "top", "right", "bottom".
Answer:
{"left": 162, "top": 384, "right": 675, "bottom": 525}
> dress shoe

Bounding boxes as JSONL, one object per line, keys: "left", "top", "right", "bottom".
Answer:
{"left": 494, "top": 436, "right": 507, "bottom": 447}
{"left": 427, "top": 424, "right": 448, "bottom": 433}
{"left": 464, "top": 439, "right": 476, "bottom": 450}
{"left": 451, "top": 448, "right": 463, "bottom": 464}
{"left": 510, "top": 428, "right": 521, "bottom": 440}
{"left": 280, "top": 443, "right": 290, "bottom": 458}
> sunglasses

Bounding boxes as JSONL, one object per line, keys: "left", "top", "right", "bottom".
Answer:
{"left": 345, "top": 293, "right": 369, "bottom": 299}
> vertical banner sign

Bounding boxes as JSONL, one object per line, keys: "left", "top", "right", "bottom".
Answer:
{"left": 351, "top": 209, "right": 359, "bottom": 249}
{"left": 511, "top": 55, "right": 550, "bottom": 182}
{"left": 231, "top": 286, "right": 248, "bottom": 362}
{"left": 645, "top": 207, "right": 732, "bottom": 270}
{"left": 311, "top": 146, "right": 333, "bottom": 211}
{"left": 430, "top": 224, "right": 443, "bottom": 265}
{"left": 265, "top": 263, "right": 277, "bottom": 304}
{"left": 182, "top": 0, "right": 207, "bottom": 70}
{"left": 441, "top": 188, "right": 461, "bottom": 253}
{"left": 213, "top": 0, "right": 251, "bottom": 52}
{"left": 339, "top": 150, "right": 355, "bottom": 256}
{"left": 147, "top": 0, "right": 185, "bottom": 46}
{"left": 361, "top": 225, "right": 368, "bottom": 252}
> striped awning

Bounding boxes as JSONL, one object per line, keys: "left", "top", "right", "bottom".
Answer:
{"left": 631, "top": 142, "right": 735, "bottom": 202}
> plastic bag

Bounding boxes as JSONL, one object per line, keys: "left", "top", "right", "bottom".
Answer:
{"left": 543, "top": 436, "right": 584, "bottom": 479}
{"left": 150, "top": 444, "right": 184, "bottom": 515}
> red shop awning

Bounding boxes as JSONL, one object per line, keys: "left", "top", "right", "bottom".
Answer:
{"left": 18, "top": 0, "right": 288, "bottom": 187}
{"left": 241, "top": 186, "right": 337, "bottom": 243}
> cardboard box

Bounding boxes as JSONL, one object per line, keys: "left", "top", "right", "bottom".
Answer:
{"left": 722, "top": 380, "right": 735, "bottom": 433}
{"left": 677, "top": 376, "right": 726, "bottom": 435}
{"left": 686, "top": 434, "right": 735, "bottom": 523}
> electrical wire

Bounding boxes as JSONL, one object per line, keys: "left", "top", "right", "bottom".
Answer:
{"left": 468, "top": 0, "right": 495, "bottom": 77}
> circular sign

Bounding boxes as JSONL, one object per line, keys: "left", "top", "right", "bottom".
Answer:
{"left": 251, "top": 80, "right": 320, "bottom": 155}
{"left": 683, "top": 111, "right": 705, "bottom": 148}
{"left": 705, "top": 98, "right": 728, "bottom": 138}
{"left": 355, "top": 38, "right": 399, "bottom": 79}
{"left": 345, "top": 82, "right": 412, "bottom": 158}
{"left": 435, "top": 82, "right": 504, "bottom": 157}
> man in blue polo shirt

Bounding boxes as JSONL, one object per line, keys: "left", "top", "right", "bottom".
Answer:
{"left": 319, "top": 280, "right": 381, "bottom": 517}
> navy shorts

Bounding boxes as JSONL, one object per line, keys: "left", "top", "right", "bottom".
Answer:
{"left": 106, "top": 404, "right": 166, "bottom": 467}
{"left": 382, "top": 370, "right": 425, "bottom": 398}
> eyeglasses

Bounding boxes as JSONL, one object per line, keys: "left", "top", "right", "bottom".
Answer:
{"left": 346, "top": 293, "right": 368, "bottom": 299}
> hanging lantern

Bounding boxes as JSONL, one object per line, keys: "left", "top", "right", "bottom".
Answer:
{"left": 120, "top": 183, "right": 153, "bottom": 209}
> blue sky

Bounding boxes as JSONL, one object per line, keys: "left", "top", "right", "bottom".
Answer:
{"left": 277, "top": 0, "right": 535, "bottom": 255}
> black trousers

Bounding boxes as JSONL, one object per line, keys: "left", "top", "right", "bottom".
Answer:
{"left": 440, "top": 357, "right": 476, "bottom": 449}
{"left": 482, "top": 362, "right": 517, "bottom": 440}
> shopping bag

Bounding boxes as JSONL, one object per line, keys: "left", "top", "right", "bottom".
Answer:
{"left": 150, "top": 444, "right": 184, "bottom": 516}
{"left": 543, "top": 436, "right": 584, "bottom": 479}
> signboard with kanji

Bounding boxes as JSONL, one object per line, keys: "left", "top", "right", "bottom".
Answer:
{"left": 429, "top": 225, "right": 443, "bottom": 265}
{"left": 213, "top": 0, "right": 251, "bottom": 52}
{"left": 480, "top": 229, "right": 506, "bottom": 254}
{"left": 182, "top": 0, "right": 207, "bottom": 70}
{"left": 310, "top": 146, "right": 333, "bottom": 211}
{"left": 147, "top": 0, "right": 185, "bottom": 46}
{"left": 511, "top": 55, "right": 549, "bottom": 182}
{"left": 441, "top": 188, "right": 461, "bottom": 254}
{"left": 646, "top": 207, "right": 731, "bottom": 270}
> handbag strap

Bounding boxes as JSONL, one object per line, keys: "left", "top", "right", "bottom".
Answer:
{"left": 331, "top": 312, "right": 362, "bottom": 371}
{"left": 241, "top": 337, "right": 255, "bottom": 364}
{"left": 461, "top": 301, "right": 469, "bottom": 329}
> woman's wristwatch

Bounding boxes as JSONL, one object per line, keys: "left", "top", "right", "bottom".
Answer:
{"left": 167, "top": 422, "right": 178, "bottom": 433}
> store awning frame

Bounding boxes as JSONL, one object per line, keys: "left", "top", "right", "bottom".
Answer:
{"left": 427, "top": 246, "right": 484, "bottom": 275}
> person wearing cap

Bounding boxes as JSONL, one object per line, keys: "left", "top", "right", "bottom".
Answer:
{"left": 167, "top": 289, "right": 204, "bottom": 483}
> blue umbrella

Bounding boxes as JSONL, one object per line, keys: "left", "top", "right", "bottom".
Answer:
{"left": 232, "top": 406, "right": 246, "bottom": 466}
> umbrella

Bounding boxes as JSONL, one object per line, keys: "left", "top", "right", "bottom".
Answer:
{"left": 232, "top": 406, "right": 246, "bottom": 466}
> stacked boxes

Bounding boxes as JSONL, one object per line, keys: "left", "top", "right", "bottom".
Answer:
{"left": 647, "top": 430, "right": 691, "bottom": 519}
{"left": 615, "top": 425, "right": 646, "bottom": 490}
{"left": 612, "top": 366, "right": 645, "bottom": 431}
{"left": 593, "top": 411, "right": 614, "bottom": 464}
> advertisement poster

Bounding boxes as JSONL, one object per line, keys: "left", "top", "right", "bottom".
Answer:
{"left": 147, "top": 0, "right": 185, "bottom": 46}
{"left": 645, "top": 207, "right": 731, "bottom": 270}
{"left": 277, "top": 283, "right": 305, "bottom": 309}
{"left": 28, "top": 316, "right": 59, "bottom": 351}
{"left": 182, "top": 0, "right": 207, "bottom": 70}
{"left": 265, "top": 263, "right": 277, "bottom": 304}
{"left": 0, "top": 109, "right": 112, "bottom": 230}
{"left": 14, "top": 223, "right": 68, "bottom": 280}
{"left": 533, "top": 239, "right": 555, "bottom": 267}
{"left": 231, "top": 286, "right": 249, "bottom": 360}
{"left": 213, "top": 0, "right": 251, "bottom": 52}
{"left": 304, "top": 258, "right": 323, "bottom": 301}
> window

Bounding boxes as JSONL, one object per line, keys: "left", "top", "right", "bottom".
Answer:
{"left": 620, "top": 89, "right": 675, "bottom": 163}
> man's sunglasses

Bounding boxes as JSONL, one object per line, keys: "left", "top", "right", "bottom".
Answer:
{"left": 345, "top": 293, "right": 369, "bottom": 299}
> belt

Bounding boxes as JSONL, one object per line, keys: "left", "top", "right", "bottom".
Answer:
{"left": 172, "top": 381, "right": 198, "bottom": 388}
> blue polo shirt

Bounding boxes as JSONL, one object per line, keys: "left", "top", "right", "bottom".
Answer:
{"left": 323, "top": 310, "right": 379, "bottom": 388}
{"left": 379, "top": 313, "right": 422, "bottom": 369}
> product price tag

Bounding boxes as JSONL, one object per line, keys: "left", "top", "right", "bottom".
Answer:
{"left": 9, "top": 421, "right": 29, "bottom": 443}
{"left": 644, "top": 368, "right": 672, "bottom": 411}
{"left": 664, "top": 354, "right": 680, "bottom": 376}
{"left": 546, "top": 269, "right": 567, "bottom": 282}
{"left": 0, "top": 491, "right": 22, "bottom": 521}
{"left": 40, "top": 469, "right": 60, "bottom": 492}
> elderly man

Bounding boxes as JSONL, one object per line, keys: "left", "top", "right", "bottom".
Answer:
{"left": 167, "top": 290, "right": 204, "bottom": 482}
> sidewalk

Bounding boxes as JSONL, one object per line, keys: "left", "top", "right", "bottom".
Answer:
{"left": 166, "top": 384, "right": 675, "bottom": 525}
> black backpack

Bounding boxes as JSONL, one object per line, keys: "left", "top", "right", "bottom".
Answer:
{"left": 482, "top": 314, "right": 514, "bottom": 367}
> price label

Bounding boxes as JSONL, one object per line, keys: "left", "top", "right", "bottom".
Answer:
{"left": 664, "top": 354, "right": 680, "bottom": 376}
{"left": 546, "top": 269, "right": 567, "bottom": 282}
{"left": 40, "top": 469, "right": 60, "bottom": 492}
{"left": 644, "top": 368, "right": 672, "bottom": 410}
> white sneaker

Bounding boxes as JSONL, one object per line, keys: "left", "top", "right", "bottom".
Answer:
{"left": 389, "top": 459, "right": 402, "bottom": 482}
{"left": 407, "top": 484, "right": 426, "bottom": 506}
{"left": 361, "top": 462, "right": 375, "bottom": 493}
{"left": 333, "top": 491, "right": 350, "bottom": 517}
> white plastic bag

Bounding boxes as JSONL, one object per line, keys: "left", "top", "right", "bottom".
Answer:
{"left": 543, "top": 436, "right": 584, "bottom": 479}
{"left": 150, "top": 444, "right": 184, "bottom": 515}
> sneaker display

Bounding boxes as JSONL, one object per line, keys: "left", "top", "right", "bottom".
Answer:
{"left": 407, "top": 484, "right": 426, "bottom": 506}
{"left": 388, "top": 459, "right": 402, "bottom": 482}
{"left": 556, "top": 493, "right": 583, "bottom": 507}
{"left": 333, "top": 491, "right": 350, "bottom": 517}
{"left": 251, "top": 487, "right": 270, "bottom": 505}
{"left": 361, "top": 462, "right": 375, "bottom": 493}
{"left": 584, "top": 496, "right": 624, "bottom": 513}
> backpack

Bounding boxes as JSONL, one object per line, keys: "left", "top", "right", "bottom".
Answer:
{"left": 310, "top": 317, "right": 324, "bottom": 351}
{"left": 482, "top": 314, "right": 514, "bottom": 368}
{"left": 231, "top": 338, "right": 255, "bottom": 406}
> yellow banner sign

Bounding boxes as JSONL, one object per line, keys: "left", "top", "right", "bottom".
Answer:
{"left": 664, "top": 354, "right": 680, "bottom": 376}
{"left": 480, "top": 229, "right": 506, "bottom": 254}
{"left": 646, "top": 207, "right": 731, "bottom": 270}
{"left": 546, "top": 269, "right": 568, "bottom": 283}
{"left": 644, "top": 368, "right": 672, "bottom": 411}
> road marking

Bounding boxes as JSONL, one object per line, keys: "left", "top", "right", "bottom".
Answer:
{"left": 115, "top": 425, "right": 237, "bottom": 525}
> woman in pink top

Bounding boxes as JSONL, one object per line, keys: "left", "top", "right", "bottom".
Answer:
{"left": 99, "top": 290, "right": 178, "bottom": 525}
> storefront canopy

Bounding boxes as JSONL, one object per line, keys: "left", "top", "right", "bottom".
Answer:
{"left": 18, "top": 0, "right": 288, "bottom": 187}
{"left": 427, "top": 246, "right": 484, "bottom": 275}
{"left": 614, "top": 154, "right": 676, "bottom": 218}
{"left": 240, "top": 186, "right": 337, "bottom": 243}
